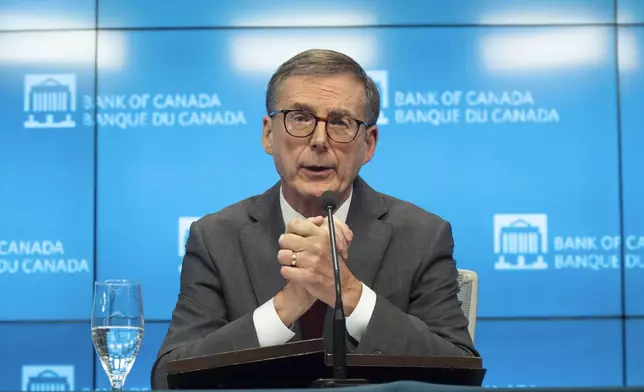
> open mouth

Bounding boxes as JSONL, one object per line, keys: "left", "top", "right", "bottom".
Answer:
{"left": 302, "top": 165, "right": 333, "bottom": 173}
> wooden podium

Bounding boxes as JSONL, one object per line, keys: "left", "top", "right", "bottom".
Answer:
{"left": 165, "top": 339, "right": 486, "bottom": 389}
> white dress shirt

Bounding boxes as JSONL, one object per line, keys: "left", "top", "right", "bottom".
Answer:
{"left": 252, "top": 186, "right": 377, "bottom": 347}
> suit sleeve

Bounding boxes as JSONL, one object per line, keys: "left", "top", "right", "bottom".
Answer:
{"left": 150, "top": 221, "right": 260, "bottom": 389}
{"left": 353, "top": 220, "right": 480, "bottom": 357}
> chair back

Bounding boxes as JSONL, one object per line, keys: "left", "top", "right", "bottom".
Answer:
{"left": 456, "top": 269, "right": 478, "bottom": 342}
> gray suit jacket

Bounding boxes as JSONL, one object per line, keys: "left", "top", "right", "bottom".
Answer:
{"left": 151, "top": 176, "right": 479, "bottom": 389}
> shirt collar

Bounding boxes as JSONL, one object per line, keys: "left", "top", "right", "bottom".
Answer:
{"left": 279, "top": 185, "right": 352, "bottom": 227}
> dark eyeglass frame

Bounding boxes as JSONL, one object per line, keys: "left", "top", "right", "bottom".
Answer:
{"left": 268, "top": 109, "right": 372, "bottom": 144}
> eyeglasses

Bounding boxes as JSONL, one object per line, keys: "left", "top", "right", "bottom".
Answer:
{"left": 268, "top": 109, "right": 371, "bottom": 144}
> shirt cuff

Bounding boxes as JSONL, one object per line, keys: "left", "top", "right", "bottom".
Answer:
{"left": 253, "top": 296, "right": 296, "bottom": 347}
{"left": 345, "top": 282, "right": 377, "bottom": 342}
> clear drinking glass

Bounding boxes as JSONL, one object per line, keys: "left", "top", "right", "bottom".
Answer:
{"left": 91, "top": 279, "right": 144, "bottom": 391}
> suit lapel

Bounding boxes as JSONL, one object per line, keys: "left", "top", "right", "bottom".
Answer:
{"left": 240, "top": 182, "right": 287, "bottom": 307}
{"left": 344, "top": 176, "right": 392, "bottom": 288}
{"left": 323, "top": 176, "right": 393, "bottom": 346}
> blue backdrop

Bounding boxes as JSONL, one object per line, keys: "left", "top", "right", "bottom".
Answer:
{"left": 0, "top": 0, "right": 642, "bottom": 389}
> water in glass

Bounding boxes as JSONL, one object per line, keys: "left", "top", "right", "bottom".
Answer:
{"left": 91, "top": 279, "right": 144, "bottom": 391}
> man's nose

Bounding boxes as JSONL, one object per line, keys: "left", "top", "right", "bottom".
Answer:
{"left": 309, "top": 121, "right": 329, "bottom": 150}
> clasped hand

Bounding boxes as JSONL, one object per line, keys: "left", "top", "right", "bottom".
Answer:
{"left": 277, "top": 216, "right": 362, "bottom": 316}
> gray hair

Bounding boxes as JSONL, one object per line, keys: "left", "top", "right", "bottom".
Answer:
{"left": 265, "top": 49, "right": 380, "bottom": 126}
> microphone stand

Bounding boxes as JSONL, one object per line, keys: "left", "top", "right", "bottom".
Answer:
{"left": 311, "top": 202, "right": 369, "bottom": 388}
{"left": 327, "top": 202, "right": 347, "bottom": 381}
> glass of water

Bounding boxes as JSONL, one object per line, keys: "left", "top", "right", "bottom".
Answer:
{"left": 91, "top": 279, "right": 144, "bottom": 391}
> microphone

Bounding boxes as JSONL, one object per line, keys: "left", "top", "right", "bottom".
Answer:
{"left": 312, "top": 190, "right": 369, "bottom": 388}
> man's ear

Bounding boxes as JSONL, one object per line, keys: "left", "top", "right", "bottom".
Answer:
{"left": 362, "top": 125, "right": 378, "bottom": 165}
{"left": 262, "top": 115, "right": 273, "bottom": 155}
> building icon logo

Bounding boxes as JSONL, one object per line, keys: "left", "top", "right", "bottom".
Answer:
{"left": 365, "top": 70, "right": 389, "bottom": 126}
{"left": 22, "top": 365, "right": 74, "bottom": 391}
{"left": 178, "top": 217, "right": 200, "bottom": 258}
{"left": 178, "top": 216, "right": 200, "bottom": 273}
{"left": 24, "top": 74, "right": 77, "bottom": 129}
{"left": 494, "top": 214, "right": 548, "bottom": 270}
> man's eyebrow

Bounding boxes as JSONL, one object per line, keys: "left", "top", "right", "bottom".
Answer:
{"left": 289, "top": 102, "right": 356, "bottom": 118}
{"left": 289, "top": 102, "right": 316, "bottom": 112}
{"left": 326, "top": 107, "right": 355, "bottom": 118}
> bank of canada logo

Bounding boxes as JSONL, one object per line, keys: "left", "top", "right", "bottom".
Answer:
{"left": 365, "top": 70, "right": 389, "bottom": 126}
{"left": 178, "top": 217, "right": 200, "bottom": 258}
{"left": 494, "top": 214, "right": 548, "bottom": 270}
{"left": 22, "top": 365, "right": 74, "bottom": 391}
{"left": 24, "top": 74, "right": 77, "bottom": 129}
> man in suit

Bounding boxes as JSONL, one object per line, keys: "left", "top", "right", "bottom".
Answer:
{"left": 151, "top": 49, "right": 479, "bottom": 389}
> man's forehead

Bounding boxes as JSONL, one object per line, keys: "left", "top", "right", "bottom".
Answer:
{"left": 277, "top": 75, "right": 366, "bottom": 116}
{"left": 280, "top": 74, "right": 361, "bottom": 92}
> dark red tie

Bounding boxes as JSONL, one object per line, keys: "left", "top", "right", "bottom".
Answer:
{"left": 300, "top": 300, "right": 326, "bottom": 339}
